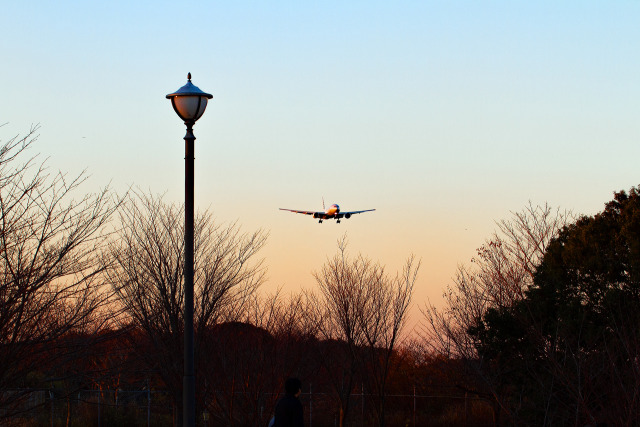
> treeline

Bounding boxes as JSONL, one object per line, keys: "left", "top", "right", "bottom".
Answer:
{"left": 3, "top": 321, "right": 490, "bottom": 426}
{"left": 3, "top": 127, "right": 640, "bottom": 426}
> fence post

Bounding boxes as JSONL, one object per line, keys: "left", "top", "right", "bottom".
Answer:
{"left": 309, "top": 382, "right": 312, "bottom": 427}
{"left": 361, "top": 383, "right": 364, "bottom": 427}
{"left": 413, "top": 386, "right": 416, "bottom": 427}
{"left": 50, "top": 390, "right": 54, "bottom": 427}
{"left": 464, "top": 392, "right": 469, "bottom": 427}
{"left": 147, "top": 379, "right": 151, "bottom": 427}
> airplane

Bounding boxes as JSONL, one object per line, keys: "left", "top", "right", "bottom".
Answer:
{"left": 279, "top": 200, "right": 375, "bottom": 223}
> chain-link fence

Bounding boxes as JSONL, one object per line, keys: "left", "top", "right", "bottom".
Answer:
{"left": 1, "top": 387, "right": 495, "bottom": 426}
{"left": 1, "top": 388, "right": 174, "bottom": 427}
{"left": 298, "top": 388, "right": 495, "bottom": 427}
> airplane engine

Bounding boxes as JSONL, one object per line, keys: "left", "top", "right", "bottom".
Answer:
{"left": 313, "top": 213, "right": 320, "bottom": 219}
{"left": 345, "top": 213, "right": 351, "bottom": 219}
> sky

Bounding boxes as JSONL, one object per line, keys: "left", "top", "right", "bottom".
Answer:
{"left": 2, "top": 1, "right": 640, "bottom": 328}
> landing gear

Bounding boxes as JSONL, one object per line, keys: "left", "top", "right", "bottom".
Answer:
{"left": 318, "top": 219, "right": 323, "bottom": 223}
{"left": 337, "top": 220, "right": 341, "bottom": 224}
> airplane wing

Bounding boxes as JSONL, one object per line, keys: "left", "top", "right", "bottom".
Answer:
{"left": 342, "top": 209, "right": 376, "bottom": 215}
{"left": 279, "top": 208, "right": 319, "bottom": 216}
{"left": 335, "top": 209, "right": 376, "bottom": 219}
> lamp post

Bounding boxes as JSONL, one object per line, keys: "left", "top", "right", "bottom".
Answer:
{"left": 166, "top": 73, "right": 212, "bottom": 427}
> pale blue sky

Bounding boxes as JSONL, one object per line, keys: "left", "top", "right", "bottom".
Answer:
{"left": 2, "top": 1, "right": 640, "bottom": 322}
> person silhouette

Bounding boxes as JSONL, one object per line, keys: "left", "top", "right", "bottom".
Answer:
{"left": 273, "top": 377, "right": 304, "bottom": 427}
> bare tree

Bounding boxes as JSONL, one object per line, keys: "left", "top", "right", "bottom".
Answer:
{"left": 0, "top": 125, "right": 119, "bottom": 416}
{"left": 102, "top": 191, "right": 267, "bottom": 421}
{"left": 310, "top": 236, "right": 419, "bottom": 427}
{"left": 309, "top": 238, "right": 366, "bottom": 427}
{"left": 421, "top": 203, "right": 571, "bottom": 358}
{"left": 420, "top": 203, "right": 573, "bottom": 422}
{"left": 359, "top": 255, "right": 419, "bottom": 427}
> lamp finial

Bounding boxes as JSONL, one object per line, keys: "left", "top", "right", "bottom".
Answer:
{"left": 187, "top": 72, "right": 192, "bottom": 81}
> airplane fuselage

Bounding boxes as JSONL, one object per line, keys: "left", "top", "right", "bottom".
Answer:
{"left": 311, "top": 204, "right": 354, "bottom": 222}
{"left": 325, "top": 204, "right": 340, "bottom": 216}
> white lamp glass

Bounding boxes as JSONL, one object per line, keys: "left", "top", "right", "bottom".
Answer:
{"left": 173, "top": 96, "right": 208, "bottom": 121}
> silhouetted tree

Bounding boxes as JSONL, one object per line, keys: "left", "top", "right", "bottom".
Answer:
{"left": 311, "top": 236, "right": 419, "bottom": 427}
{"left": 420, "top": 203, "right": 572, "bottom": 423}
{"left": 470, "top": 187, "right": 640, "bottom": 425}
{"left": 0, "top": 125, "right": 119, "bottom": 417}
{"left": 359, "top": 255, "right": 418, "bottom": 427}
{"left": 102, "top": 191, "right": 267, "bottom": 424}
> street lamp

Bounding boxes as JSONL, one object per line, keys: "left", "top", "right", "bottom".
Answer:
{"left": 166, "top": 73, "right": 212, "bottom": 427}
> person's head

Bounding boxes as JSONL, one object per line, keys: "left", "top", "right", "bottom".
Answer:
{"left": 284, "top": 377, "right": 302, "bottom": 396}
